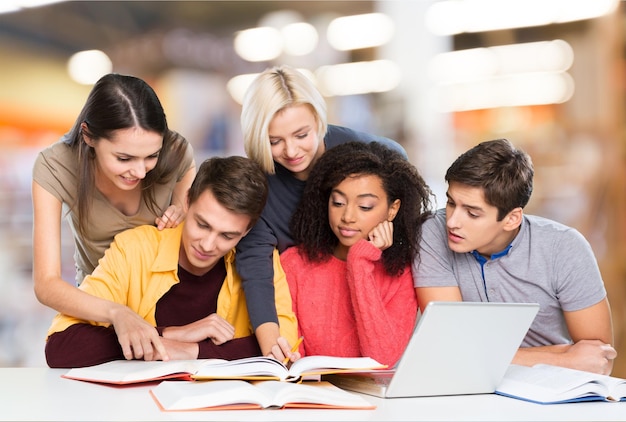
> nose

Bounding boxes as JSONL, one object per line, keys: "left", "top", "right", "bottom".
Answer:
{"left": 341, "top": 205, "right": 356, "bottom": 223}
{"left": 446, "top": 207, "right": 460, "bottom": 229}
{"left": 199, "top": 232, "right": 217, "bottom": 253}
{"left": 129, "top": 160, "right": 147, "bottom": 179}
{"left": 284, "top": 139, "right": 298, "bottom": 158}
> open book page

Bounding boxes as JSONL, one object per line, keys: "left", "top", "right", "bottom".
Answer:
{"left": 286, "top": 355, "right": 387, "bottom": 379}
{"left": 150, "top": 380, "right": 376, "bottom": 411}
{"left": 192, "top": 356, "right": 290, "bottom": 380}
{"left": 62, "top": 355, "right": 387, "bottom": 385}
{"left": 192, "top": 355, "right": 386, "bottom": 382}
{"left": 252, "top": 380, "right": 376, "bottom": 409}
{"left": 62, "top": 359, "right": 221, "bottom": 384}
{"left": 495, "top": 364, "right": 626, "bottom": 404}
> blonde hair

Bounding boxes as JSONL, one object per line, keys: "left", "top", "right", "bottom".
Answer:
{"left": 241, "top": 65, "right": 328, "bottom": 174}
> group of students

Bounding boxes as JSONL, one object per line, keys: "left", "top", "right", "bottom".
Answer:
{"left": 34, "top": 66, "right": 617, "bottom": 376}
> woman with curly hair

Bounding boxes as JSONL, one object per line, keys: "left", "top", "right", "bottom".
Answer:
{"left": 280, "top": 141, "right": 434, "bottom": 366}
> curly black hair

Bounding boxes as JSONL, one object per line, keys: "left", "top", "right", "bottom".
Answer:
{"left": 290, "top": 141, "right": 434, "bottom": 276}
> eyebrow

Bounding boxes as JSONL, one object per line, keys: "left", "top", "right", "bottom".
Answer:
{"left": 195, "top": 215, "right": 244, "bottom": 237}
{"left": 115, "top": 148, "right": 162, "bottom": 158}
{"left": 446, "top": 192, "right": 484, "bottom": 212}
{"left": 332, "top": 188, "right": 380, "bottom": 200}
{"left": 269, "top": 125, "right": 311, "bottom": 138}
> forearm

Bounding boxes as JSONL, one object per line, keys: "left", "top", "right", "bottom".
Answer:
{"left": 512, "top": 344, "right": 570, "bottom": 367}
{"left": 159, "top": 333, "right": 261, "bottom": 360}
{"left": 513, "top": 340, "right": 616, "bottom": 375}
{"left": 36, "top": 276, "right": 129, "bottom": 325}
{"left": 197, "top": 336, "right": 262, "bottom": 360}
{"left": 45, "top": 324, "right": 124, "bottom": 368}
{"left": 255, "top": 322, "right": 281, "bottom": 356}
{"left": 347, "top": 244, "right": 417, "bottom": 365}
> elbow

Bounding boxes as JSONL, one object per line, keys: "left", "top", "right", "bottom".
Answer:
{"left": 33, "top": 274, "right": 57, "bottom": 308}
{"left": 33, "top": 280, "right": 48, "bottom": 306}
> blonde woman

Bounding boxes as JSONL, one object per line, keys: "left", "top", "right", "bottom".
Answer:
{"left": 236, "top": 65, "right": 407, "bottom": 358}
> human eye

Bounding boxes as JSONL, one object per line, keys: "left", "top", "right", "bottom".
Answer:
{"left": 467, "top": 209, "right": 480, "bottom": 218}
{"left": 117, "top": 156, "right": 131, "bottom": 162}
{"left": 147, "top": 152, "right": 160, "bottom": 160}
{"left": 195, "top": 219, "right": 209, "bottom": 229}
{"left": 295, "top": 132, "right": 308, "bottom": 140}
{"left": 269, "top": 137, "right": 282, "bottom": 146}
{"left": 359, "top": 203, "right": 374, "bottom": 211}
{"left": 330, "top": 198, "right": 345, "bottom": 208}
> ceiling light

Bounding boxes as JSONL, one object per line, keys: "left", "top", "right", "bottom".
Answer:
{"left": 316, "top": 60, "right": 401, "bottom": 96}
{"left": 67, "top": 50, "right": 112, "bottom": 85}
{"left": 234, "top": 27, "right": 282, "bottom": 62}
{"left": 425, "top": 0, "right": 618, "bottom": 35}
{"left": 327, "top": 13, "right": 394, "bottom": 51}
{"left": 282, "top": 22, "right": 318, "bottom": 56}
{"left": 433, "top": 72, "right": 574, "bottom": 112}
{"left": 429, "top": 40, "right": 574, "bottom": 84}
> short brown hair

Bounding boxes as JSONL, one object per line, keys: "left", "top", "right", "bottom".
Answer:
{"left": 187, "top": 156, "right": 268, "bottom": 229}
{"left": 445, "top": 138, "right": 534, "bottom": 221}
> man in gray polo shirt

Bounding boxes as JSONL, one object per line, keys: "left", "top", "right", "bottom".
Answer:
{"left": 413, "top": 138, "right": 616, "bottom": 375}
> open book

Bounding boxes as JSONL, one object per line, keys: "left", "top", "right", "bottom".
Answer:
{"left": 150, "top": 380, "right": 375, "bottom": 411}
{"left": 62, "top": 355, "right": 387, "bottom": 385}
{"left": 495, "top": 364, "right": 626, "bottom": 404}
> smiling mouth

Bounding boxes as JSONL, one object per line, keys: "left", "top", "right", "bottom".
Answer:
{"left": 285, "top": 156, "right": 304, "bottom": 164}
{"left": 193, "top": 247, "right": 213, "bottom": 260}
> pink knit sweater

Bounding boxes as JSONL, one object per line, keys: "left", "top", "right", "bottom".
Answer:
{"left": 280, "top": 239, "right": 418, "bottom": 367}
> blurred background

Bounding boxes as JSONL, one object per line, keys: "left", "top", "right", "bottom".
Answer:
{"left": 0, "top": 0, "right": 624, "bottom": 377}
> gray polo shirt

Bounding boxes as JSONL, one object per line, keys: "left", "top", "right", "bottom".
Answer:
{"left": 413, "top": 209, "right": 607, "bottom": 347}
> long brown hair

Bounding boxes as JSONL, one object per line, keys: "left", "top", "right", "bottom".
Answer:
{"left": 64, "top": 73, "right": 189, "bottom": 236}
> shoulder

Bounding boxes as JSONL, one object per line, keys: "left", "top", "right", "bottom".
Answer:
{"left": 109, "top": 225, "right": 181, "bottom": 270}
{"left": 280, "top": 246, "right": 303, "bottom": 264}
{"left": 112, "top": 224, "right": 161, "bottom": 245}
{"left": 280, "top": 247, "right": 320, "bottom": 272}
{"left": 521, "top": 214, "right": 593, "bottom": 256}
{"left": 422, "top": 209, "right": 447, "bottom": 232}
{"left": 524, "top": 214, "right": 585, "bottom": 241}
{"left": 32, "top": 138, "right": 79, "bottom": 194}
{"left": 325, "top": 125, "right": 407, "bottom": 158}
{"left": 34, "top": 138, "right": 75, "bottom": 167}
{"left": 175, "top": 134, "right": 195, "bottom": 170}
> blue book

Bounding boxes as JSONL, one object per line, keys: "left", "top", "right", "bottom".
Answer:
{"left": 495, "top": 364, "right": 626, "bottom": 404}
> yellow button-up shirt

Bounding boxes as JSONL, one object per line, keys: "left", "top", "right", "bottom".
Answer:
{"left": 47, "top": 223, "right": 298, "bottom": 346}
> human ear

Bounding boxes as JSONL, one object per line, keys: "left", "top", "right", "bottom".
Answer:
{"left": 388, "top": 199, "right": 401, "bottom": 221}
{"left": 80, "top": 122, "right": 94, "bottom": 147}
{"left": 503, "top": 207, "right": 523, "bottom": 232}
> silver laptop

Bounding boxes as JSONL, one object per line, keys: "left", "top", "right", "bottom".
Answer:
{"left": 324, "top": 301, "right": 539, "bottom": 398}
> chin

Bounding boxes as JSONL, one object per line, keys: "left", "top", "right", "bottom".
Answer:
{"left": 448, "top": 242, "right": 471, "bottom": 254}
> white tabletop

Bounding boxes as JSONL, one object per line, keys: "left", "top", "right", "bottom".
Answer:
{"left": 1, "top": 368, "right": 624, "bottom": 421}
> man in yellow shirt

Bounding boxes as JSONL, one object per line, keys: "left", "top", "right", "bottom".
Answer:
{"left": 45, "top": 156, "right": 298, "bottom": 368}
